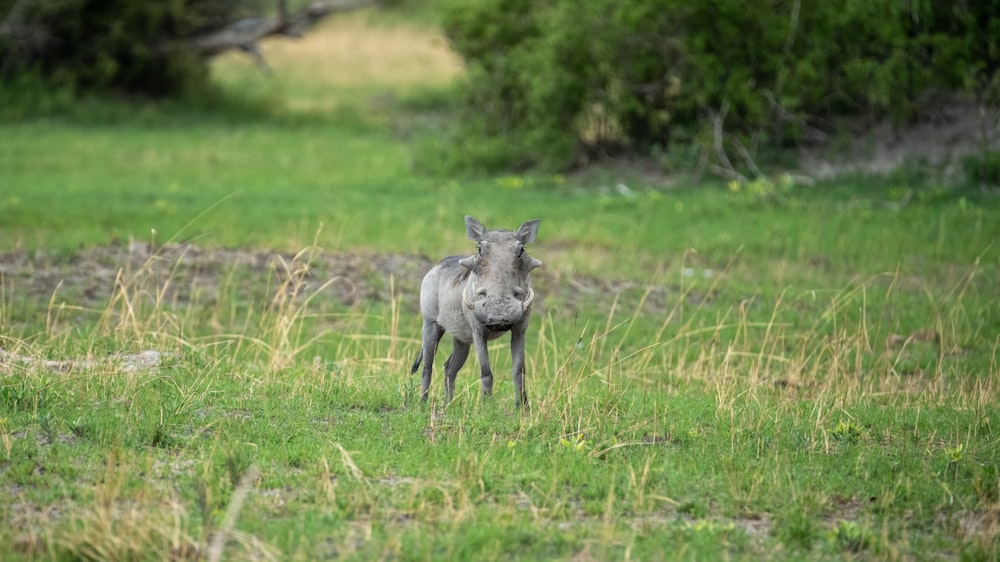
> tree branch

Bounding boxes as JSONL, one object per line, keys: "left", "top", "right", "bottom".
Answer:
{"left": 711, "top": 100, "right": 750, "bottom": 184}
{"left": 157, "top": 0, "right": 378, "bottom": 58}
{"left": 729, "top": 135, "right": 763, "bottom": 179}
{"left": 2, "top": 0, "right": 379, "bottom": 75}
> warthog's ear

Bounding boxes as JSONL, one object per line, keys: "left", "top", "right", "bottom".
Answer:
{"left": 465, "top": 216, "right": 487, "bottom": 241}
{"left": 458, "top": 255, "right": 477, "bottom": 270}
{"left": 516, "top": 219, "right": 540, "bottom": 244}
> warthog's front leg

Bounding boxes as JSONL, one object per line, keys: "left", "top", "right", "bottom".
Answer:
{"left": 510, "top": 326, "right": 529, "bottom": 408}
{"left": 472, "top": 328, "right": 494, "bottom": 398}
{"left": 443, "top": 339, "right": 471, "bottom": 403}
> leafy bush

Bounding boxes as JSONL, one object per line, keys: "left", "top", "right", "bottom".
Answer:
{"left": 0, "top": 0, "right": 258, "bottom": 96}
{"left": 439, "top": 0, "right": 1000, "bottom": 172}
{"left": 962, "top": 151, "right": 1000, "bottom": 186}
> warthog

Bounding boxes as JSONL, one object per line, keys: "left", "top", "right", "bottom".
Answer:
{"left": 411, "top": 216, "right": 542, "bottom": 406}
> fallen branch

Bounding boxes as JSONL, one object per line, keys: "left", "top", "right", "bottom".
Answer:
{"left": 0, "top": 348, "right": 178, "bottom": 374}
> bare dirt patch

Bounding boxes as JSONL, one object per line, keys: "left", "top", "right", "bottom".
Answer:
{"left": 0, "top": 243, "right": 433, "bottom": 313}
{"left": 0, "top": 243, "right": 684, "bottom": 325}
{"left": 799, "top": 99, "right": 999, "bottom": 180}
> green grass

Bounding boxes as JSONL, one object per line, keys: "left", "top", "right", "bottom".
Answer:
{"left": 2, "top": 12, "right": 1000, "bottom": 562}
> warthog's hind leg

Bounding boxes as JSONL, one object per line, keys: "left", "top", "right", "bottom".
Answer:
{"left": 418, "top": 320, "right": 445, "bottom": 402}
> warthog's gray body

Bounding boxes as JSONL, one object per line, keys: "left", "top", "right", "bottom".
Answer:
{"left": 411, "top": 216, "right": 542, "bottom": 406}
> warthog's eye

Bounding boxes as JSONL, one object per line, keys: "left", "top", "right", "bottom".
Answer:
{"left": 477, "top": 242, "right": 484, "bottom": 256}
{"left": 516, "top": 244, "right": 524, "bottom": 257}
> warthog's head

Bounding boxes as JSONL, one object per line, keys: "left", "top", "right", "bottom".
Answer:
{"left": 459, "top": 216, "right": 542, "bottom": 331}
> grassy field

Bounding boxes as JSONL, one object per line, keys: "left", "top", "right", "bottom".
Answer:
{"left": 2, "top": 10, "right": 1000, "bottom": 562}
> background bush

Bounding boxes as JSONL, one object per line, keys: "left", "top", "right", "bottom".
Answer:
{"left": 440, "top": 0, "right": 1000, "bottom": 172}
{"left": 0, "top": 0, "right": 259, "bottom": 96}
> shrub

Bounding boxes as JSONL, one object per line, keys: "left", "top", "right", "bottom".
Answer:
{"left": 963, "top": 151, "right": 1000, "bottom": 186}
{"left": 439, "top": 0, "right": 1000, "bottom": 172}
{"left": 0, "top": 0, "right": 258, "bottom": 96}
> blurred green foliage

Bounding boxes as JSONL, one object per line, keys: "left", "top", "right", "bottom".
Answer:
{"left": 439, "top": 0, "right": 1000, "bottom": 171}
{"left": 0, "top": 0, "right": 259, "bottom": 95}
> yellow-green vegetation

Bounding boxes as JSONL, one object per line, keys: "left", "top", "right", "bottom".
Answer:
{"left": 1, "top": 12, "right": 999, "bottom": 562}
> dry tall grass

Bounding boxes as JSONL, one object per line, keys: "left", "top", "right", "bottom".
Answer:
{"left": 211, "top": 13, "right": 463, "bottom": 113}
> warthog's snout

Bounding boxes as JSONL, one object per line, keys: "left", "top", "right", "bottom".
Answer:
{"left": 463, "top": 287, "right": 535, "bottom": 331}
{"left": 412, "top": 216, "right": 542, "bottom": 407}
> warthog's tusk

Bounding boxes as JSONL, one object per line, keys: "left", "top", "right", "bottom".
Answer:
{"left": 522, "top": 288, "right": 534, "bottom": 311}
{"left": 463, "top": 285, "right": 476, "bottom": 309}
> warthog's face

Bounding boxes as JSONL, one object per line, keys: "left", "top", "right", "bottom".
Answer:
{"left": 459, "top": 217, "right": 542, "bottom": 331}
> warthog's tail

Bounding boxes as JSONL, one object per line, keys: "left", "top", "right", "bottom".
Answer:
{"left": 410, "top": 349, "right": 423, "bottom": 375}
